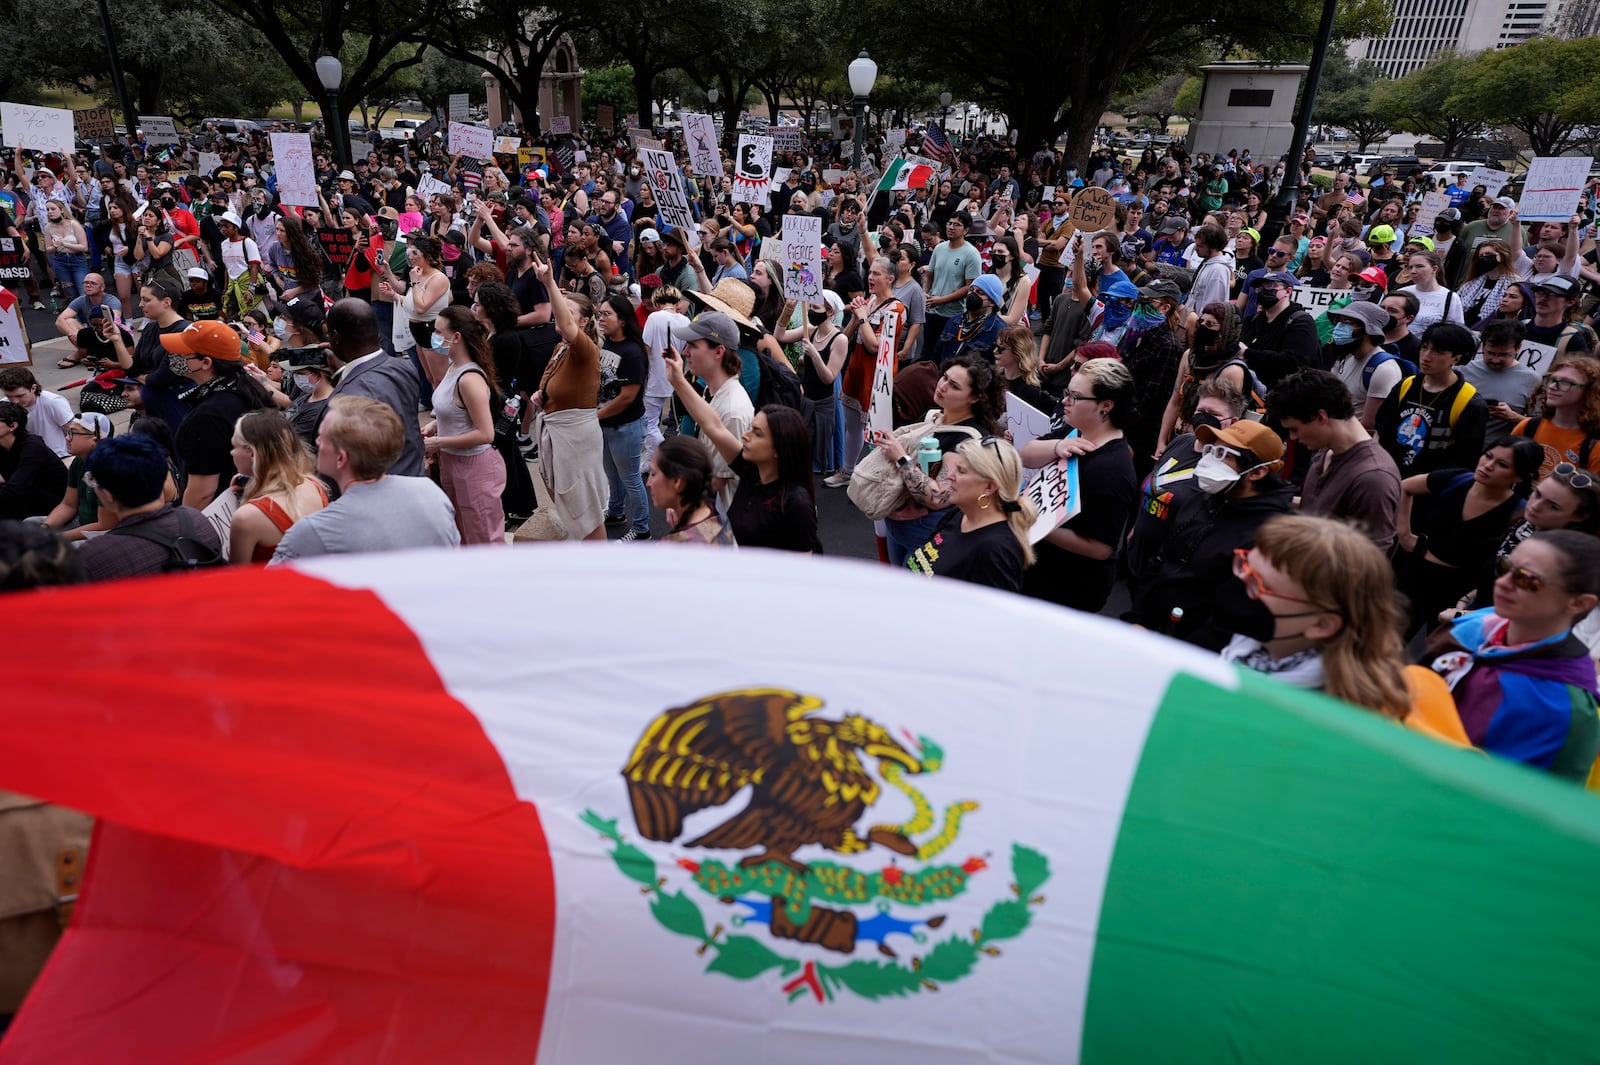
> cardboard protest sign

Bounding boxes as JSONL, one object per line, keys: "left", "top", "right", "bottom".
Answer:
{"left": 74, "top": 106, "right": 115, "bottom": 141}
{"left": 269, "top": 132, "right": 318, "bottom": 208}
{"left": 682, "top": 113, "right": 722, "bottom": 178}
{"left": 780, "top": 213, "right": 823, "bottom": 303}
{"left": 448, "top": 94, "right": 470, "bottom": 123}
{"left": 139, "top": 115, "right": 180, "bottom": 144}
{"left": 867, "top": 311, "right": 899, "bottom": 442}
{"left": 597, "top": 105, "right": 615, "bottom": 128}
{"left": 449, "top": 122, "right": 494, "bottom": 160}
{"left": 733, "top": 134, "right": 773, "bottom": 205}
{"left": 2, "top": 103, "right": 75, "bottom": 154}
{"left": 639, "top": 147, "right": 699, "bottom": 250}
{"left": 1071, "top": 187, "right": 1116, "bottom": 231}
{"left": 549, "top": 116, "right": 572, "bottom": 135}
{"left": 1519, "top": 157, "right": 1590, "bottom": 223}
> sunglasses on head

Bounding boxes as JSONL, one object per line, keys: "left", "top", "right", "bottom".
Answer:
{"left": 1496, "top": 555, "right": 1546, "bottom": 593}
{"left": 1553, "top": 461, "right": 1596, "bottom": 490}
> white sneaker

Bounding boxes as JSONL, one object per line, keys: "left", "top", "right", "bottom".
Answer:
{"left": 822, "top": 470, "right": 852, "bottom": 488}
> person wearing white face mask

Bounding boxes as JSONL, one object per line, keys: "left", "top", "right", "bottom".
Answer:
{"left": 1131, "top": 418, "right": 1295, "bottom": 647}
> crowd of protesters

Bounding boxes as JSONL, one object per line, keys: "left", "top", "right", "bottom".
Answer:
{"left": 3, "top": 112, "right": 1600, "bottom": 794}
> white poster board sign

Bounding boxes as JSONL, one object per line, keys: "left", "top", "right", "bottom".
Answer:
{"left": 780, "top": 213, "right": 823, "bottom": 303}
{"left": 0, "top": 289, "right": 31, "bottom": 366}
{"left": 1006, "top": 393, "right": 1054, "bottom": 452}
{"left": 1518, "top": 340, "right": 1559, "bottom": 374}
{"left": 885, "top": 128, "right": 907, "bottom": 157}
{"left": 1025, "top": 453, "right": 1081, "bottom": 543}
{"left": 867, "top": 311, "right": 899, "bottom": 442}
{"left": 139, "top": 115, "right": 180, "bottom": 144}
{"left": 682, "top": 113, "right": 723, "bottom": 179}
{"left": 196, "top": 152, "right": 223, "bottom": 177}
{"left": 448, "top": 122, "right": 494, "bottom": 161}
{"left": 549, "top": 116, "right": 572, "bottom": 135}
{"left": 268, "top": 132, "right": 318, "bottom": 208}
{"left": 494, "top": 136, "right": 521, "bottom": 154}
{"left": 1519, "top": 157, "right": 1590, "bottom": 223}
{"left": 1288, "top": 286, "right": 1346, "bottom": 313}
{"left": 772, "top": 127, "right": 803, "bottom": 153}
{"left": 415, "top": 174, "right": 454, "bottom": 201}
{"left": 1464, "top": 166, "right": 1511, "bottom": 198}
{"left": 1, "top": 102, "right": 75, "bottom": 154}
{"left": 732, "top": 134, "right": 773, "bottom": 206}
{"left": 639, "top": 147, "right": 699, "bottom": 250}
{"left": 448, "top": 94, "right": 470, "bottom": 123}
{"left": 1409, "top": 191, "right": 1452, "bottom": 238}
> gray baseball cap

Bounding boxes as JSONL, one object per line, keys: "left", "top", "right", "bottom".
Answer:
{"left": 678, "top": 311, "right": 740, "bottom": 349}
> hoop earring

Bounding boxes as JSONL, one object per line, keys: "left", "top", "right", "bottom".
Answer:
{"left": 978, "top": 494, "right": 992, "bottom": 510}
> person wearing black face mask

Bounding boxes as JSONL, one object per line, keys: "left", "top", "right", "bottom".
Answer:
{"left": 796, "top": 292, "right": 848, "bottom": 477}
{"left": 928, "top": 274, "right": 1005, "bottom": 365}
{"left": 1238, "top": 270, "right": 1322, "bottom": 388}
{"left": 157, "top": 183, "right": 206, "bottom": 275}
{"left": 1131, "top": 418, "right": 1294, "bottom": 647}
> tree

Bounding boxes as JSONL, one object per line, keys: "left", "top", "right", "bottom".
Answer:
{"left": 1448, "top": 36, "right": 1600, "bottom": 157}
{"left": 1173, "top": 76, "right": 1202, "bottom": 120}
{"left": 422, "top": 0, "right": 586, "bottom": 132}
{"left": 1370, "top": 52, "right": 1486, "bottom": 158}
{"left": 1312, "top": 53, "right": 1393, "bottom": 152}
{"left": 196, "top": 0, "right": 442, "bottom": 137}
{"left": 859, "top": 0, "right": 1389, "bottom": 167}
{"left": 1114, "top": 73, "right": 1188, "bottom": 134}
{"left": 583, "top": 64, "right": 637, "bottom": 124}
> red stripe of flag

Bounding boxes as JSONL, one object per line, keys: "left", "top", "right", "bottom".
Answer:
{"left": 1, "top": 569, "right": 555, "bottom": 1064}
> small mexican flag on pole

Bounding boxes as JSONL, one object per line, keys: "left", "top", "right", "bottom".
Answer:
{"left": 877, "top": 156, "right": 935, "bottom": 191}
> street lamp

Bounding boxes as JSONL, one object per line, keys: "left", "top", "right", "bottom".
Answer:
{"left": 848, "top": 49, "right": 878, "bottom": 172}
{"left": 316, "top": 54, "right": 348, "bottom": 171}
{"left": 939, "top": 90, "right": 952, "bottom": 134}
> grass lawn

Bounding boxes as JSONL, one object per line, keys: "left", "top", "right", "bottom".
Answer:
{"left": 32, "top": 85, "right": 429, "bottom": 127}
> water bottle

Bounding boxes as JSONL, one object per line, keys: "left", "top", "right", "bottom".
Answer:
{"left": 916, "top": 436, "right": 942, "bottom": 474}
{"left": 502, "top": 378, "right": 521, "bottom": 421}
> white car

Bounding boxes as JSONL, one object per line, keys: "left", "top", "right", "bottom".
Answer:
{"left": 381, "top": 119, "right": 424, "bottom": 142}
{"left": 1350, "top": 154, "right": 1382, "bottom": 176}
{"left": 1425, "top": 160, "right": 1493, "bottom": 181}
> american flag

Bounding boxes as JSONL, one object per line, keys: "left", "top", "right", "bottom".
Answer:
{"left": 247, "top": 328, "right": 265, "bottom": 346}
{"left": 460, "top": 158, "right": 484, "bottom": 193}
{"left": 922, "top": 122, "right": 953, "bottom": 164}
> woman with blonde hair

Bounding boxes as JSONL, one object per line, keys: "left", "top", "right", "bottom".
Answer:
{"left": 1223, "top": 514, "right": 1412, "bottom": 717}
{"left": 227, "top": 411, "right": 329, "bottom": 564}
{"left": 993, "top": 323, "right": 1047, "bottom": 411}
{"left": 906, "top": 436, "right": 1037, "bottom": 592}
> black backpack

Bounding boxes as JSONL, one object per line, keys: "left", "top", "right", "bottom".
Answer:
{"left": 107, "top": 507, "right": 226, "bottom": 572}
{"left": 752, "top": 344, "right": 815, "bottom": 425}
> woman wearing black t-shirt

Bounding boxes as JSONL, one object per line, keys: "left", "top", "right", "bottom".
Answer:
{"left": 1018, "top": 357, "right": 1140, "bottom": 612}
{"left": 903, "top": 437, "right": 1036, "bottom": 592}
{"left": 662, "top": 347, "right": 820, "bottom": 552}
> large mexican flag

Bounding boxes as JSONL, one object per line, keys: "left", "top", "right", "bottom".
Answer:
{"left": 5, "top": 547, "right": 1600, "bottom": 1063}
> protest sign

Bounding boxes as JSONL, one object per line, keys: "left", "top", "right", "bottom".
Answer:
{"left": 772, "top": 127, "right": 802, "bottom": 152}
{"left": 639, "top": 147, "right": 699, "bottom": 249}
{"left": 1464, "top": 166, "right": 1511, "bottom": 198}
{"left": 416, "top": 174, "right": 454, "bottom": 201}
{"left": 74, "top": 106, "right": 115, "bottom": 141}
{"left": 682, "top": 113, "right": 722, "bottom": 178}
{"left": 448, "top": 94, "right": 470, "bottom": 123}
{"left": 2, "top": 102, "right": 75, "bottom": 154}
{"left": 630, "top": 130, "right": 662, "bottom": 151}
{"left": 597, "top": 105, "right": 615, "bottom": 128}
{"left": 867, "top": 311, "right": 899, "bottom": 442}
{"left": 1025, "top": 452, "right": 1082, "bottom": 543}
{"left": 1071, "top": 187, "right": 1116, "bottom": 230}
{"left": 0, "top": 235, "right": 30, "bottom": 281}
{"left": 0, "top": 288, "right": 32, "bottom": 365}
{"left": 1288, "top": 286, "right": 1345, "bottom": 313}
{"left": 780, "top": 213, "right": 823, "bottom": 303}
{"left": 1519, "top": 157, "right": 1590, "bottom": 223}
{"left": 1518, "top": 340, "right": 1559, "bottom": 374}
{"left": 448, "top": 122, "right": 494, "bottom": 160}
{"left": 318, "top": 226, "right": 357, "bottom": 268}
{"left": 745, "top": 116, "right": 769, "bottom": 134}
{"left": 885, "top": 128, "right": 907, "bottom": 157}
{"left": 494, "top": 136, "right": 521, "bottom": 155}
{"left": 556, "top": 142, "right": 576, "bottom": 174}
{"left": 412, "top": 115, "right": 441, "bottom": 143}
{"left": 1007, "top": 393, "right": 1054, "bottom": 452}
{"left": 1409, "top": 191, "right": 1452, "bottom": 238}
{"left": 626, "top": 113, "right": 640, "bottom": 130}
{"left": 769, "top": 167, "right": 791, "bottom": 195}
{"left": 139, "top": 115, "right": 180, "bottom": 144}
{"left": 549, "top": 115, "right": 572, "bottom": 135}
{"left": 732, "top": 134, "right": 773, "bottom": 205}
{"left": 269, "top": 132, "right": 318, "bottom": 208}
{"left": 196, "top": 152, "right": 222, "bottom": 177}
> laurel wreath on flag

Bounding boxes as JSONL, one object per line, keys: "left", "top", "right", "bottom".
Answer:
{"left": 580, "top": 810, "right": 1050, "bottom": 1002}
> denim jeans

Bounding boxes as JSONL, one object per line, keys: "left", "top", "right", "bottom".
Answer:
{"left": 885, "top": 508, "right": 950, "bottom": 568}
{"left": 642, "top": 392, "right": 668, "bottom": 464}
{"left": 602, "top": 415, "right": 649, "bottom": 533}
{"left": 49, "top": 252, "right": 90, "bottom": 300}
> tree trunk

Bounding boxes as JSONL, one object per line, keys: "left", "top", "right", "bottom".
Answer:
{"left": 292, "top": 101, "right": 304, "bottom": 123}
{"left": 633, "top": 67, "right": 656, "bottom": 130}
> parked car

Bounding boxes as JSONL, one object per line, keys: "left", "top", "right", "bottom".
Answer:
{"left": 197, "top": 118, "right": 265, "bottom": 141}
{"left": 1376, "top": 154, "right": 1422, "bottom": 173}
{"left": 1349, "top": 153, "right": 1382, "bottom": 175}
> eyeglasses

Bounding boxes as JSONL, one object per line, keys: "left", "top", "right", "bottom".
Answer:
{"left": 1496, "top": 555, "right": 1547, "bottom": 593}
{"left": 1066, "top": 391, "right": 1096, "bottom": 404}
{"left": 1553, "top": 461, "right": 1596, "bottom": 489}
{"left": 1233, "top": 549, "right": 1316, "bottom": 605}
{"left": 1201, "top": 442, "right": 1243, "bottom": 462}
{"left": 1544, "top": 376, "right": 1586, "bottom": 393}
{"left": 65, "top": 428, "right": 99, "bottom": 439}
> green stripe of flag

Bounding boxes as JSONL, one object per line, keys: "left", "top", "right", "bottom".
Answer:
{"left": 1084, "top": 669, "right": 1600, "bottom": 1063}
